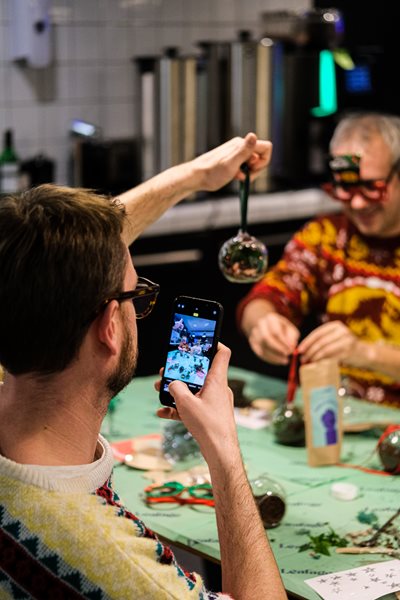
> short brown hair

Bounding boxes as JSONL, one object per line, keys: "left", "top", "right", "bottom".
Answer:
{"left": 0, "top": 184, "right": 127, "bottom": 375}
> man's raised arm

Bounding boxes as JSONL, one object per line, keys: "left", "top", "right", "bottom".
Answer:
{"left": 118, "top": 133, "right": 272, "bottom": 245}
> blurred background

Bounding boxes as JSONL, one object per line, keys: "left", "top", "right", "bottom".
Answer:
{"left": 0, "top": 0, "right": 398, "bottom": 377}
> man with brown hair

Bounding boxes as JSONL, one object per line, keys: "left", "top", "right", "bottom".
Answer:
{"left": 0, "top": 134, "right": 287, "bottom": 599}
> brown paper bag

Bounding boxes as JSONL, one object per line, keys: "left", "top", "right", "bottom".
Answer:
{"left": 300, "top": 358, "right": 342, "bottom": 467}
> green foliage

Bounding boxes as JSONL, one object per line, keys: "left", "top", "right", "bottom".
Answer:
{"left": 299, "top": 527, "right": 349, "bottom": 556}
{"left": 357, "top": 509, "right": 379, "bottom": 525}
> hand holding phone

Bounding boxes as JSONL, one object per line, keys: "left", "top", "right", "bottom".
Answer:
{"left": 159, "top": 296, "right": 223, "bottom": 408}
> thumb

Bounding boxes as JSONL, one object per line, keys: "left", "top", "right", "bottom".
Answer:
{"left": 168, "top": 379, "right": 191, "bottom": 401}
{"left": 202, "top": 343, "right": 231, "bottom": 389}
{"left": 244, "top": 132, "right": 257, "bottom": 149}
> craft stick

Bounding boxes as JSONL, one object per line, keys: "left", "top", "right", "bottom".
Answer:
{"left": 336, "top": 546, "right": 395, "bottom": 555}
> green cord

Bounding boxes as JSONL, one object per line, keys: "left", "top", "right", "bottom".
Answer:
{"left": 239, "top": 163, "right": 250, "bottom": 233}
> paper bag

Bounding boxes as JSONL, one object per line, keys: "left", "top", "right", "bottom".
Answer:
{"left": 300, "top": 358, "right": 342, "bottom": 467}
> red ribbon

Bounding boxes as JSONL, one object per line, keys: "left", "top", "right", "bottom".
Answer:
{"left": 286, "top": 349, "right": 299, "bottom": 404}
{"left": 337, "top": 424, "right": 400, "bottom": 476}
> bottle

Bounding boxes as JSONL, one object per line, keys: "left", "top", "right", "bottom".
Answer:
{"left": 0, "top": 129, "right": 20, "bottom": 193}
{"left": 250, "top": 474, "right": 286, "bottom": 529}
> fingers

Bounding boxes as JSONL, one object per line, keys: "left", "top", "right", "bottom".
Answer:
{"left": 168, "top": 379, "right": 191, "bottom": 398}
{"left": 264, "top": 316, "right": 298, "bottom": 353}
{"left": 156, "top": 406, "right": 181, "bottom": 421}
{"left": 298, "top": 321, "right": 354, "bottom": 363}
{"left": 194, "top": 133, "right": 272, "bottom": 192}
{"left": 249, "top": 314, "right": 299, "bottom": 364}
{"left": 299, "top": 322, "right": 342, "bottom": 356}
{"left": 236, "top": 135, "right": 273, "bottom": 181}
{"left": 206, "top": 343, "right": 231, "bottom": 379}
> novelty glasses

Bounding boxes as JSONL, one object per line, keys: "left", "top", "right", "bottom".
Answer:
{"left": 99, "top": 277, "right": 160, "bottom": 320}
{"left": 144, "top": 481, "right": 215, "bottom": 507}
{"left": 322, "top": 158, "right": 400, "bottom": 203}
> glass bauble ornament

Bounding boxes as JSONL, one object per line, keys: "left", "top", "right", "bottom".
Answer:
{"left": 272, "top": 403, "right": 305, "bottom": 447}
{"left": 378, "top": 425, "right": 400, "bottom": 474}
{"left": 218, "top": 163, "right": 268, "bottom": 283}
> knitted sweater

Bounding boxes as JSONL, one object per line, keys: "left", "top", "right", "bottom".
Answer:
{"left": 0, "top": 435, "right": 230, "bottom": 599}
{"left": 238, "top": 213, "right": 400, "bottom": 407}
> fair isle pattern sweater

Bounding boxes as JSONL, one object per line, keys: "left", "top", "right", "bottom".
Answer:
{"left": 238, "top": 213, "right": 400, "bottom": 407}
{"left": 0, "top": 436, "right": 230, "bottom": 600}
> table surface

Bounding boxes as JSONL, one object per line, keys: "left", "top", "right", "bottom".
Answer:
{"left": 109, "top": 367, "right": 400, "bottom": 600}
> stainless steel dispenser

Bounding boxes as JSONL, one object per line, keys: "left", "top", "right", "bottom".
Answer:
{"left": 135, "top": 48, "right": 197, "bottom": 181}
{"left": 195, "top": 41, "right": 231, "bottom": 156}
{"left": 135, "top": 35, "right": 276, "bottom": 192}
{"left": 229, "top": 31, "right": 275, "bottom": 192}
{"left": 196, "top": 32, "right": 275, "bottom": 192}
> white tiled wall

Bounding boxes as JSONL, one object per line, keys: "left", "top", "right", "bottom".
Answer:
{"left": 0, "top": 0, "right": 310, "bottom": 184}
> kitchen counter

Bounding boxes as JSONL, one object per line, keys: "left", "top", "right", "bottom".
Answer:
{"left": 140, "top": 188, "right": 340, "bottom": 238}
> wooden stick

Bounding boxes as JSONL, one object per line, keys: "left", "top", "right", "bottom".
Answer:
{"left": 336, "top": 546, "right": 395, "bottom": 555}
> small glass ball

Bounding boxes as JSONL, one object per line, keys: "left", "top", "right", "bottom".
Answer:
{"left": 378, "top": 427, "right": 400, "bottom": 474}
{"left": 218, "top": 232, "right": 268, "bottom": 284}
{"left": 272, "top": 403, "right": 305, "bottom": 447}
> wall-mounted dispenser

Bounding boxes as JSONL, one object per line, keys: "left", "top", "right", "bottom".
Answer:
{"left": 8, "top": 0, "right": 52, "bottom": 69}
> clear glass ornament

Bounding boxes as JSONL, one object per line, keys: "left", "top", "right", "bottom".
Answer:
{"left": 218, "top": 164, "right": 268, "bottom": 283}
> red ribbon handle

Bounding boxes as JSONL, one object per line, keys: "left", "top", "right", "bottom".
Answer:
{"left": 286, "top": 349, "right": 299, "bottom": 404}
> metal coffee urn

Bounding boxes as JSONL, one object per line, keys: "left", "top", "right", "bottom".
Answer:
{"left": 229, "top": 30, "right": 275, "bottom": 192}
{"left": 196, "top": 31, "right": 276, "bottom": 192}
{"left": 134, "top": 48, "right": 197, "bottom": 182}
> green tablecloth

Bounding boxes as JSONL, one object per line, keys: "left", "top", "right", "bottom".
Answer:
{"left": 109, "top": 367, "right": 400, "bottom": 600}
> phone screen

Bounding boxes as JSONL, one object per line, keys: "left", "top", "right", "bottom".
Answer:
{"left": 159, "top": 296, "right": 223, "bottom": 407}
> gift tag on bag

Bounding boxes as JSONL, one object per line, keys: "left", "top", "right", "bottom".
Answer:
{"left": 300, "top": 358, "right": 342, "bottom": 467}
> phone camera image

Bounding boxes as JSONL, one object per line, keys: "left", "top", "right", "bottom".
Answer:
{"left": 160, "top": 296, "right": 223, "bottom": 408}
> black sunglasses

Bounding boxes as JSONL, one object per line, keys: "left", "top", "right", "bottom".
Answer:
{"left": 101, "top": 277, "right": 160, "bottom": 320}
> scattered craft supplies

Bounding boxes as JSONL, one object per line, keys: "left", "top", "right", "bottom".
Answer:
{"left": 111, "top": 434, "right": 172, "bottom": 471}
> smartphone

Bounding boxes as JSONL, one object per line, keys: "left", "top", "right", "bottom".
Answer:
{"left": 159, "top": 296, "right": 224, "bottom": 408}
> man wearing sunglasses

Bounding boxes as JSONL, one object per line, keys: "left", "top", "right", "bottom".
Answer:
{"left": 239, "top": 112, "right": 400, "bottom": 407}
{"left": 238, "top": 113, "right": 400, "bottom": 407}
{"left": 0, "top": 134, "right": 287, "bottom": 599}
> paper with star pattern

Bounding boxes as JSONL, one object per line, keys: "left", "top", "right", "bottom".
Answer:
{"left": 305, "top": 559, "right": 400, "bottom": 599}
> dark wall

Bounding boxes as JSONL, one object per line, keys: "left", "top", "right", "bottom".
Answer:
{"left": 314, "top": 1, "right": 400, "bottom": 116}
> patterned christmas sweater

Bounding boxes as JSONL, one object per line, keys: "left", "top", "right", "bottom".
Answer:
{"left": 0, "top": 435, "right": 231, "bottom": 599}
{"left": 238, "top": 213, "right": 400, "bottom": 407}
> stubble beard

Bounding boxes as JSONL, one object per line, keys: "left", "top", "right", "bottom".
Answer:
{"left": 106, "top": 318, "right": 137, "bottom": 397}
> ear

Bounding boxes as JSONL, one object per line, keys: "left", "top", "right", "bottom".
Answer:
{"left": 95, "top": 300, "right": 120, "bottom": 356}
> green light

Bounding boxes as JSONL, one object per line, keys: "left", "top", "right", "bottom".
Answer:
{"left": 311, "top": 49, "right": 337, "bottom": 117}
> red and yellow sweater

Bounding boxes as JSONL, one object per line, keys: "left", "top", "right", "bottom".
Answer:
{"left": 238, "top": 213, "right": 400, "bottom": 407}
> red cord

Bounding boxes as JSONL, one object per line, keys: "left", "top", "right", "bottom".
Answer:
{"left": 337, "top": 425, "right": 400, "bottom": 476}
{"left": 287, "top": 349, "right": 299, "bottom": 404}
